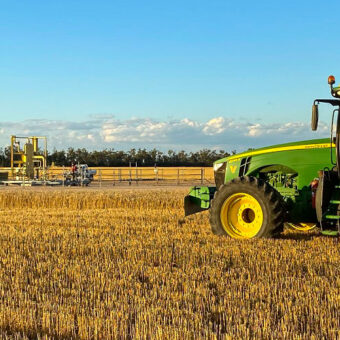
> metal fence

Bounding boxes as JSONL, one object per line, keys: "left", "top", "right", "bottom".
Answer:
{"left": 50, "top": 167, "right": 214, "bottom": 186}
{"left": 0, "top": 167, "right": 214, "bottom": 187}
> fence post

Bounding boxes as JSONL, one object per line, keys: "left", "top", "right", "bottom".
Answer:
{"left": 136, "top": 165, "right": 138, "bottom": 185}
{"left": 201, "top": 168, "right": 204, "bottom": 184}
{"left": 129, "top": 169, "right": 132, "bottom": 185}
{"left": 177, "top": 169, "right": 180, "bottom": 185}
{"left": 99, "top": 170, "right": 102, "bottom": 187}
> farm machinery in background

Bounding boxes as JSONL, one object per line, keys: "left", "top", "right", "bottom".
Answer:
{"left": 63, "top": 164, "right": 96, "bottom": 186}
{"left": 185, "top": 75, "right": 340, "bottom": 238}
{"left": 0, "top": 135, "right": 96, "bottom": 186}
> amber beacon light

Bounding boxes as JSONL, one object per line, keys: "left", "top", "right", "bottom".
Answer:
{"left": 328, "top": 75, "right": 335, "bottom": 85}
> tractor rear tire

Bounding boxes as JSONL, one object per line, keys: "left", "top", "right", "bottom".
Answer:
{"left": 210, "top": 176, "right": 285, "bottom": 239}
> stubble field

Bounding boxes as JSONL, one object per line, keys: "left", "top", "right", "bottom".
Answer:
{"left": 0, "top": 187, "right": 339, "bottom": 339}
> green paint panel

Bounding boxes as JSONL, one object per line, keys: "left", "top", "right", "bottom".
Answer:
{"left": 214, "top": 138, "right": 332, "bottom": 165}
{"left": 186, "top": 186, "right": 216, "bottom": 209}
{"left": 223, "top": 138, "right": 334, "bottom": 188}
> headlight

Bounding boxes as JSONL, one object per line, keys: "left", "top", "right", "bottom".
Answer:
{"left": 213, "top": 163, "right": 225, "bottom": 172}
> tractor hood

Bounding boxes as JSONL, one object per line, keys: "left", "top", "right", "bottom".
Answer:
{"left": 214, "top": 138, "right": 332, "bottom": 165}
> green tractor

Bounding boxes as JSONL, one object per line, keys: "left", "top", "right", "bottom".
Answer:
{"left": 185, "top": 75, "right": 340, "bottom": 238}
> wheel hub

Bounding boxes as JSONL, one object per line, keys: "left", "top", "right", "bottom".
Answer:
{"left": 240, "top": 206, "right": 256, "bottom": 224}
{"left": 220, "top": 193, "right": 264, "bottom": 239}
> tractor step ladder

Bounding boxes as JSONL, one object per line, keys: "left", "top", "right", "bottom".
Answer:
{"left": 329, "top": 200, "right": 340, "bottom": 204}
{"left": 321, "top": 230, "right": 340, "bottom": 236}
{"left": 321, "top": 184, "right": 340, "bottom": 236}
{"left": 324, "top": 214, "right": 340, "bottom": 219}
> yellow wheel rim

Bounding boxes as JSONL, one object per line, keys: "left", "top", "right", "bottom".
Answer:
{"left": 287, "top": 222, "right": 316, "bottom": 231}
{"left": 220, "top": 193, "right": 264, "bottom": 239}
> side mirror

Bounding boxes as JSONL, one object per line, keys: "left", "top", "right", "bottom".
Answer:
{"left": 311, "top": 104, "right": 319, "bottom": 131}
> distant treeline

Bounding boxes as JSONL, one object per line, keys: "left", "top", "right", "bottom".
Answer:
{"left": 0, "top": 147, "right": 234, "bottom": 167}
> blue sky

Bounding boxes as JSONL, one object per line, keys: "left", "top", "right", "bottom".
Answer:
{"left": 0, "top": 1, "right": 339, "bottom": 150}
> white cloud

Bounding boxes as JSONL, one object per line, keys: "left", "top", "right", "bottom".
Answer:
{"left": 247, "top": 124, "right": 262, "bottom": 137}
{"left": 202, "top": 117, "right": 226, "bottom": 135}
{"left": 0, "top": 116, "right": 330, "bottom": 152}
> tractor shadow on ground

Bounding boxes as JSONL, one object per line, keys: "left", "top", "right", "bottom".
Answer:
{"left": 276, "top": 232, "right": 321, "bottom": 241}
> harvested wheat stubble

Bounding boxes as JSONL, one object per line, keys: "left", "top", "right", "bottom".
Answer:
{"left": 0, "top": 188, "right": 339, "bottom": 339}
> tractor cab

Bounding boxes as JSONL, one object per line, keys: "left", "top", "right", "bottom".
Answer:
{"left": 312, "top": 75, "right": 340, "bottom": 236}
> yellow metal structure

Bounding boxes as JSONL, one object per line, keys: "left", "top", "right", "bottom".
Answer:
{"left": 10, "top": 136, "right": 47, "bottom": 180}
{"left": 220, "top": 192, "right": 264, "bottom": 239}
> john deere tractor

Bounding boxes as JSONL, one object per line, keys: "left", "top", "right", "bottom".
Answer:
{"left": 185, "top": 75, "right": 340, "bottom": 238}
